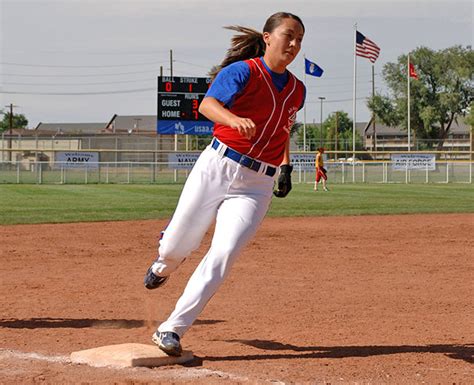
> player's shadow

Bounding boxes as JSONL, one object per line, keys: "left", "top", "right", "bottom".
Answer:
{"left": 0, "top": 317, "right": 223, "bottom": 329}
{"left": 201, "top": 339, "right": 473, "bottom": 365}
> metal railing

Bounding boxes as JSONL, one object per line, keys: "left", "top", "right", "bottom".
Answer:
{"left": 1, "top": 133, "right": 472, "bottom": 162}
{"left": 1, "top": 160, "right": 472, "bottom": 184}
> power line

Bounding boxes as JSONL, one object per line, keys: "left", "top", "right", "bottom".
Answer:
{"left": 0, "top": 88, "right": 156, "bottom": 96}
{"left": 308, "top": 89, "right": 374, "bottom": 96}
{"left": 6, "top": 48, "right": 171, "bottom": 56}
{"left": 307, "top": 83, "right": 374, "bottom": 88}
{"left": 174, "top": 60, "right": 212, "bottom": 69}
{"left": 302, "top": 73, "right": 380, "bottom": 80}
{"left": 306, "top": 97, "right": 368, "bottom": 104}
{"left": 0, "top": 69, "right": 378, "bottom": 81}
{"left": 1, "top": 60, "right": 168, "bottom": 68}
{"left": 3, "top": 78, "right": 153, "bottom": 86}
{"left": 0, "top": 63, "right": 205, "bottom": 79}
{"left": 1, "top": 70, "right": 159, "bottom": 78}
{"left": 306, "top": 80, "right": 373, "bottom": 88}
{"left": 1, "top": 84, "right": 375, "bottom": 98}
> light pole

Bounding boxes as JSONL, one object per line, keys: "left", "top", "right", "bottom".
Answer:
{"left": 4, "top": 103, "right": 18, "bottom": 162}
{"left": 133, "top": 118, "right": 142, "bottom": 135}
{"left": 318, "top": 97, "right": 326, "bottom": 147}
{"left": 133, "top": 118, "right": 142, "bottom": 163}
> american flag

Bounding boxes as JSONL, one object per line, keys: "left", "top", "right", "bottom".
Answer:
{"left": 356, "top": 31, "right": 380, "bottom": 63}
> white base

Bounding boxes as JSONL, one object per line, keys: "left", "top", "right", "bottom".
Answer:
{"left": 70, "top": 343, "right": 193, "bottom": 368}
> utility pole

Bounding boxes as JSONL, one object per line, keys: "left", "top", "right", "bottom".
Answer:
{"left": 133, "top": 118, "right": 142, "bottom": 135}
{"left": 372, "top": 65, "right": 377, "bottom": 157}
{"left": 407, "top": 54, "right": 411, "bottom": 151}
{"left": 171, "top": 49, "right": 175, "bottom": 155}
{"left": 303, "top": 54, "right": 307, "bottom": 151}
{"left": 133, "top": 118, "right": 142, "bottom": 163}
{"left": 5, "top": 103, "right": 18, "bottom": 163}
{"left": 170, "top": 49, "right": 179, "bottom": 182}
{"left": 171, "top": 48, "right": 177, "bottom": 152}
{"left": 318, "top": 97, "right": 326, "bottom": 147}
{"left": 470, "top": 126, "right": 473, "bottom": 184}
{"left": 335, "top": 111, "right": 339, "bottom": 160}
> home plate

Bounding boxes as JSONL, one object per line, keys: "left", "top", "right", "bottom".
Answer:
{"left": 70, "top": 343, "right": 194, "bottom": 368}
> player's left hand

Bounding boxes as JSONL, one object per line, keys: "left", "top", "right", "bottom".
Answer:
{"left": 273, "top": 164, "right": 293, "bottom": 198}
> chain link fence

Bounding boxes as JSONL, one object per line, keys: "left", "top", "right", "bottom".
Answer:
{"left": 0, "top": 133, "right": 472, "bottom": 184}
{"left": 0, "top": 159, "right": 472, "bottom": 184}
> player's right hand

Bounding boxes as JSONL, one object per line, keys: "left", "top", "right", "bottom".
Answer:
{"left": 228, "top": 116, "right": 256, "bottom": 139}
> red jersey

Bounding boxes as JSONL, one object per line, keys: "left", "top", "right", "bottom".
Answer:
{"left": 213, "top": 57, "right": 305, "bottom": 166}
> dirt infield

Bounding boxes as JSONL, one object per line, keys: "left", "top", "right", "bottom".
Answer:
{"left": 1, "top": 214, "right": 473, "bottom": 384}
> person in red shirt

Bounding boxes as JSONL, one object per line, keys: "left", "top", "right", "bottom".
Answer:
{"left": 143, "top": 12, "right": 306, "bottom": 356}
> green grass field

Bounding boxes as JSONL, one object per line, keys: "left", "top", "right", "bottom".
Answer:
{"left": 0, "top": 183, "right": 472, "bottom": 225}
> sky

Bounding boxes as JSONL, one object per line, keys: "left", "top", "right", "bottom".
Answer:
{"left": 0, "top": 0, "right": 472, "bottom": 129}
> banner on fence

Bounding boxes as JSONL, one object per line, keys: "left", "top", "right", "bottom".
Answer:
{"left": 391, "top": 153, "right": 436, "bottom": 170}
{"left": 290, "top": 154, "right": 329, "bottom": 171}
{"left": 55, "top": 151, "right": 99, "bottom": 169}
{"left": 168, "top": 152, "right": 201, "bottom": 169}
{"left": 168, "top": 152, "right": 327, "bottom": 171}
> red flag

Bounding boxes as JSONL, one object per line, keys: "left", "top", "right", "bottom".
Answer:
{"left": 409, "top": 63, "right": 418, "bottom": 79}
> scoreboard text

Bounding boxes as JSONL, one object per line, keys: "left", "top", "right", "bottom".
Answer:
{"left": 157, "top": 76, "right": 214, "bottom": 135}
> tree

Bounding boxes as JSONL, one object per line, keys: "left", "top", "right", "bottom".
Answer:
{"left": 0, "top": 111, "right": 29, "bottom": 133}
{"left": 294, "top": 111, "right": 363, "bottom": 154}
{"left": 465, "top": 102, "right": 474, "bottom": 129}
{"left": 466, "top": 102, "right": 474, "bottom": 162}
{"left": 368, "top": 45, "right": 473, "bottom": 151}
{"left": 290, "top": 120, "right": 303, "bottom": 136}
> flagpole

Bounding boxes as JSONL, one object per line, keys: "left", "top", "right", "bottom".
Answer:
{"left": 303, "top": 54, "right": 307, "bottom": 151}
{"left": 372, "top": 64, "right": 376, "bottom": 155}
{"left": 352, "top": 23, "right": 357, "bottom": 182}
{"left": 407, "top": 53, "right": 411, "bottom": 152}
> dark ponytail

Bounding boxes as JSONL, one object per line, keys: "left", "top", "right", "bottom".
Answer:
{"left": 209, "top": 12, "right": 304, "bottom": 79}
{"left": 209, "top": 26, "right": 265, "bottom": 79}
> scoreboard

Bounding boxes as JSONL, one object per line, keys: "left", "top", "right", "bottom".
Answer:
{"left": 157, "top": 76, "right": 214, "bottom": 135}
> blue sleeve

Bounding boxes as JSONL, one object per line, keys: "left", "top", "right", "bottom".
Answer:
{"left": 205, "top": 61, "right": 251, "bottom": 107}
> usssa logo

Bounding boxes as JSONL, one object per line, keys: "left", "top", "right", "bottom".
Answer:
{"left": 174, "top": 122, "right": 185, "bottom": 134}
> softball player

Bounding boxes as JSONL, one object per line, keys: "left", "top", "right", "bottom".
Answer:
{"left": 314, "top": 147, "right": 329, "bottom": 191}
{"left": 144, "top": 12, "right": 306, "bottom": 356}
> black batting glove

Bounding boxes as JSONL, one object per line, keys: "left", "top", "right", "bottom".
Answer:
{"left": 273, "top": 164, "right": 293, "bottom": 198}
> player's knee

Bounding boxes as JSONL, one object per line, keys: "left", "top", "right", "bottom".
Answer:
{"left": 159, "top": 239, "right": 199, "bottom": 262}
{"left": 211, "top": 243, "right": 241, "bottom": 267}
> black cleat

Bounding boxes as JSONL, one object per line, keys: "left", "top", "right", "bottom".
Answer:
{"left": 152, "top": 331, "right": 182, "bottom": 356}
{"left": 144, "top": 266, "right": 168, "bottom": 290}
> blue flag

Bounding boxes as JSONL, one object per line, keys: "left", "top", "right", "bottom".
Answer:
{"left": 305, "top": 58, "right": 324, "bottom": 77}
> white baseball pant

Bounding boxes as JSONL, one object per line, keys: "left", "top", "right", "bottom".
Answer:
{"left": 151, "top": 143, "right": 276, "bottom": 337}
